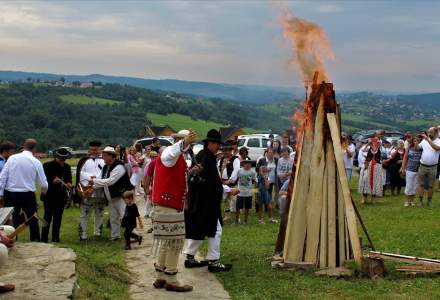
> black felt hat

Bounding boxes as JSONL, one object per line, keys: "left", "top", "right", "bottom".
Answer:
{"left": 203, "top": 129, "right": 222, "bottom": 144}
{"left": 55, "top": 148, "right": 72, "bottom": 159}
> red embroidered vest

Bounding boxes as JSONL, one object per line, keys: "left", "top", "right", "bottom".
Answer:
{"left": 152, "top": 154, "right": 187, "bottom": 211}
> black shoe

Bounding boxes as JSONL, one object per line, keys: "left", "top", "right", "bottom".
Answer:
{"left": 184, "top": 255, "right": 209, "bottom": 268}
{"left": 208, "top": 260, "right": 232, "bottom": 273}
{"left": 138, "top": 236, "right": 143, "bottom": 245}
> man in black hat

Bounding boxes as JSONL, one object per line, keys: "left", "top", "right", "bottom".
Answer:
{"left": 41, "top": 148, "right": 73, "bottom": 243}
{"left": 184, "top": 129, "right": 232, "bottom": 272}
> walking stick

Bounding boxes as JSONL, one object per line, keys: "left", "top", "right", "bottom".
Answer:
{"left": 351, "top": 196, "right": 375, "bottom": 251}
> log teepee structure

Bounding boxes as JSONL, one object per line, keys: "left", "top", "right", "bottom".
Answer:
{"left": 283, "top": 72, "right": 362, "bottom": 269}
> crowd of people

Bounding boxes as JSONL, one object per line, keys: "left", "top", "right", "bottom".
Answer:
{"left": 342, "top": 128, "right": 440, "bottom": 207}
{"left": 2, "top": 125, "right": 438, "bottom": 293}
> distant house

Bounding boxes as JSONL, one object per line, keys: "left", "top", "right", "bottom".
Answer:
{"left": 80, "top": 82, "right": 93, "bottom": 88}
{"left": 139, "top": 125, "right": 175, "bottom": 138}
{"left": 219, "top": 127, "right": 246, "bottom": 141}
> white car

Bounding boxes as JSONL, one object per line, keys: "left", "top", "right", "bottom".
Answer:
{"left": 134, "top": 136, "right": 174, "bottom": 148}
{"left": 237, "top": 134, "right": 281, "bottom": 160}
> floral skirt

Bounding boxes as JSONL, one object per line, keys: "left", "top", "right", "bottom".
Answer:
{"left": 358, "top": 163, "right": 384, "bottom": 196}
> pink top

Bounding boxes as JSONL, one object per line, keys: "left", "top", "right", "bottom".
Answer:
{"left": 128, "top": 154, "right": 140, "bottom": 174}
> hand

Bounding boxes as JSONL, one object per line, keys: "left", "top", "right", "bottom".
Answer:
{"left": 184, "top": 128, "right": 198, "bottom": 148}
{"left": 421, "top": 133, "right": 429, "bottom": 140}
{"left": 53, "top": 177, "right": 61, "bottom": 184}
{"left": 66, "top": 183, "right": 73, "bottom": 189}
{"left": 139, "top": 222, "right": 144, "bottom": 229}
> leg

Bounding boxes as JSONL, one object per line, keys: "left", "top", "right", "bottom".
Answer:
{"left": 207, "top": 221, "right": 231, "bottom": 272}
{"left": 235, "top": 209, "right": 240, "bottom": 223}
{"left": 21, "top": 193, "right": 40, "bottom": 241}
{"left": 93, "top": 198, "right": 105, "bottom": 236}
{"left": 51, "top": 204, "right": 65, "bottom": 242}
{"left": 79, "top": 199, "right": 92, "bottom": 239}
{"left": 109, "top": 197, "right": 125, "bottom": 239}
{"left": 124, "top": 227, "right": 132, "bottom": 249}
{"left": 41, "top": 201, "right": 53, "bottom": 243}
{"left": 244, "top": 208, "right": 249, "bottom": 223}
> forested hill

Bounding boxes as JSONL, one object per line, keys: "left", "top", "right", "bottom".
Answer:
{"left": 0, "top": 83, "right": 295, "bottom": 151}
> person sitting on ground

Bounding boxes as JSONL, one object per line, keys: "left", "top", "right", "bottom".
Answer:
{"left": 257, "top": 165, "right": 276, "bottom": 224}
{"left": 417, "top": 127, "right": 440, "bottom": 207}
{"left": 0, "top": 142, "right": 16, "bottom": 174}
{"left": 0, "top": 225, "right": 15, "bottom": 294}
{"left": 400, "top": 136, "right": 422, "bottom": 207}
{"left": 235, "top": 159, "right": 257, "bottom": 225}
{"left": 121, "top": 191, "right": 143, "bottom": 250}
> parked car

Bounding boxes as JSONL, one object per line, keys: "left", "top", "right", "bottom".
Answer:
{"left": 134, "top": 136, "right": 173, "bottom": 148}
{"left": 237, "top": 134, "right": 281, "bottom": 160}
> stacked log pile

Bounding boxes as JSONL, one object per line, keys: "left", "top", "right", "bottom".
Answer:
{"left": 283, "top": 73, "right": 362, "bottom": 269}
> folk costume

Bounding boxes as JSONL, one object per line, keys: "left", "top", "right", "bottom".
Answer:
{"left": 78, "top": 142, "right": 106, "bottom": 240}
{"left": 151, "top": 138, "right": 192, "bottom": 292}
{"left": 359, "top": 138, "right": 384, "bottom": 197}
{"left": 93, "top": 147, "right": 133, "bottom": 240}
{"left": 41, "top": 148, "right": 72, "bottom": 243}
{"left": 184, "top": 129, "right": 232, "bottom": 273}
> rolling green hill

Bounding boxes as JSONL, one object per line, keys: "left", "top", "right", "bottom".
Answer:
{"left": 60, "top": 94, "right": 119, "bottom": 105}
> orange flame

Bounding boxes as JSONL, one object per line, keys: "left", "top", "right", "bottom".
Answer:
{"left": 280, "top": 9, "right": 334, "bottom": 83}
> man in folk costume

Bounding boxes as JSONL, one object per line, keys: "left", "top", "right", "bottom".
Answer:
{"left": 218, "top": 141, "right": 240, "bottom": 219}
{"left": 90, "top": 146, "right": 133, "bottom": 241}
{"left": 151, "top": 129, "right": 197, "bottom": 293}
{"left": 41, "top": 148, "right": 73, "bottom": 243}
{"left": 184, "top": 129, "right": 232, "bottom": 273}
{"left": 78, "top": 141, "right": 106, "bottom": 241}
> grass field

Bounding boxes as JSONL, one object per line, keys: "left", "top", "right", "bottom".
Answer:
{"left": 16, "top": 173, "right": 440, "bottom": 299}
{"left": 215, "top": 176, "right": 440, "bottom": 299}
{"left": 60, "top": 94, "right": 119, "bottom": 106}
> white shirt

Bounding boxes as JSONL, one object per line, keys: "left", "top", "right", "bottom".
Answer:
{"left": 419, "top": 138, "right": 440, "bottom": 166}
{"left": 219, "top": 156, "right": 241, "bottom": 181}
{"left": 0, "top": 150, "right": 48, "bottom": 196}
{"left": 343, "top": 144, "right": 356, "bottom": 169}
{"left": 80, "top": 157, "right": 105, "bottom": 198}
{"left": 93, "top": 163, "right": 126, "bottom": 200}
{"left": 358, "top": 145, "right": 368, "bottom": 167}
{"left": 161, "top": 140, "right": 187, "bottom": 168}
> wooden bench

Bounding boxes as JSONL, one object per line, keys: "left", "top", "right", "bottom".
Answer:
{"left": 0, "top": 207, "right": 14, "bottom": 225}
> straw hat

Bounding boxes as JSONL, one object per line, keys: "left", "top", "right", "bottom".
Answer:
{"left": 102, "top": 146, "right": 117, "bottom": 156}
{"left": 172, "top": 129, "right": 190, "bottom": 139}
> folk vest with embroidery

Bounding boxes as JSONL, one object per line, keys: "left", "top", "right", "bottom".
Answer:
{"left": 152, "top": 154, "right": 187, "bottom": 211}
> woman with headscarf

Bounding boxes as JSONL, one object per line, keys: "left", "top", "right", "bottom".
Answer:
{"left": 358, "top": 137, "right": 384, "bottom": 204}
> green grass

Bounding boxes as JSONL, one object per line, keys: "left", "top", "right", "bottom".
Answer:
{"left": 60, "top": 94, "right": 119, "bottom": 106}
{"left": 215, "top": 175, "right": 440, "bottom": 299}
{"left": 148, "top": 112, "right": 226, "bottom": 139}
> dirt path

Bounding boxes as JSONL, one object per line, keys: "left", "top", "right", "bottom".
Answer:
{"left": 125, "top": 196, "right": 231, "bottom": 300}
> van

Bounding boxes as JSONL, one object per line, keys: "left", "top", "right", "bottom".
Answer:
{"left": 237, "top": 134, "right": 281, "bottom": 160}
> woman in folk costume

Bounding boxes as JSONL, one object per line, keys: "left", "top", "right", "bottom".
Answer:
{"left": 151, "top": 129, "right": 197, "bottom": 293}
{"left": 359, "top": 137, "right": 384, "bottom": 204}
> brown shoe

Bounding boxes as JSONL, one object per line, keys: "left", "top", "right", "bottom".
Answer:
{"left": 0, "top": 284, "right": 15, "bottom": 293}
{"left": 153, "top": 279, "right": 167, "bottom": 289}
{"left": 165, "top": 283, "right": 193, "bottom": 292}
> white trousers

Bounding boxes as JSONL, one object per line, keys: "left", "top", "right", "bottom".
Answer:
{"left": 184, "top": 220, "right": 222, "bottom": 261}
{"left": 79, "top": 197, "right": 105, "bottom": 238}
{"left": 108, "top": 197, "right": 125, "bottom": 239}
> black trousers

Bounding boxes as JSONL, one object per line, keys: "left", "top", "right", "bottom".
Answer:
{"left": 123, "top": 225, "right": 139, "bottom": 244}
{"left": 4, "top": 190, "right": 40, "bottom": 241}
{"left": 41, "top": 200, "right": 65, "bottom": 242}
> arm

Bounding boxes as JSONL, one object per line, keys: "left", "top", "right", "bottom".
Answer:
{"left": 346, "top": 145, "right": 355, "bottom": 158}
{"left": 0, "top": 161, "right": 10, "bottom": 202}
{"left": 161, "top": 140, "right": 184, "bottom": 168}
{"left": 37, "top": 162, "right": 49, "bottom": 194}
{"left": 400, "top": 150, "right": 409, "bottom": 173}
{"left": 426, "top": 137, "right": 440, "bottom": 151}
{"left": 93, "top": 165, "right": 125, "bottom": 188}
{"left": 229, "top": 158, "right": 241, "bottom": 182}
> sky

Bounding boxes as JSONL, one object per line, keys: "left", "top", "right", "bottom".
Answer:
{"left": 0, "top": 1, "right": 439, "bottom": 92}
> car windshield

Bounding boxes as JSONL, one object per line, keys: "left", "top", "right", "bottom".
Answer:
{"left": 238, "top": 139, "right": 245, "bottom": 147}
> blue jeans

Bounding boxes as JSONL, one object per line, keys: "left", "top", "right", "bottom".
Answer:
{"left": 345, "top": 168, "right": 353, "bottom": 182}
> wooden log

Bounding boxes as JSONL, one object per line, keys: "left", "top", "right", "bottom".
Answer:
{"left": 319, "top": 156, "right": 328, "bottom": 268}
{"left": 326, "top": 141, "right": 337, "bottom": 268}
{"left": 369, "top": 251, "right": 440, "bottom": 267}
{"left": 305, "top": 93, "right": 326, "bottom": 263}
{"left": 327, "top": 113, "right": 362, "bottom": 264}
{"left": 361, "top": 257, "right": 385, "bottom": 279}
{"left": 283, "top": 122, "right": 312, "bottom": 262}
{"left": 337, "top": 177, "right": 346, "bottom": 266}
{"left": 345, "top": 216, "right": 351, "bottom": 260}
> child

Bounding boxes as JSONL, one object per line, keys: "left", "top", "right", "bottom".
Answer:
{"left": 236, "top": 160, "right": 257, "bottom": 224}
{"left": 257, "top": 166, "right": 276, "bottom": 224}
{"left": 122, "top": 191, "right": 143, "bottom": 250}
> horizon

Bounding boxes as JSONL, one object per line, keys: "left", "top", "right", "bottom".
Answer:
{"left": 1, "top": 1, "right": 439, "bottom": 93}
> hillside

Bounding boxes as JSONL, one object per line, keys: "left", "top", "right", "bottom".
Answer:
{"left": 0, "top": 83, "right": 292, "bottom": 151}
{"left": 0, "top": 70, "right": 302, "bottom": 104}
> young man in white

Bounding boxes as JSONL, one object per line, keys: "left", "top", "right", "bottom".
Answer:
{"left": 79, "top": 141, "right": 106, "bottom": 240}
{"left": 417, "top": 127, "right": 440, "bottom": 207}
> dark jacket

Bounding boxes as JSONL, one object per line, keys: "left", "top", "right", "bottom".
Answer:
{"left": 102, "top": 160, "right": 133, "bottom": 199}
{"left": 185, "top": 148, "right": 223, "bottom": 240}
{"left": 42, "top": 160, "right": 72, "bottom": 206}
